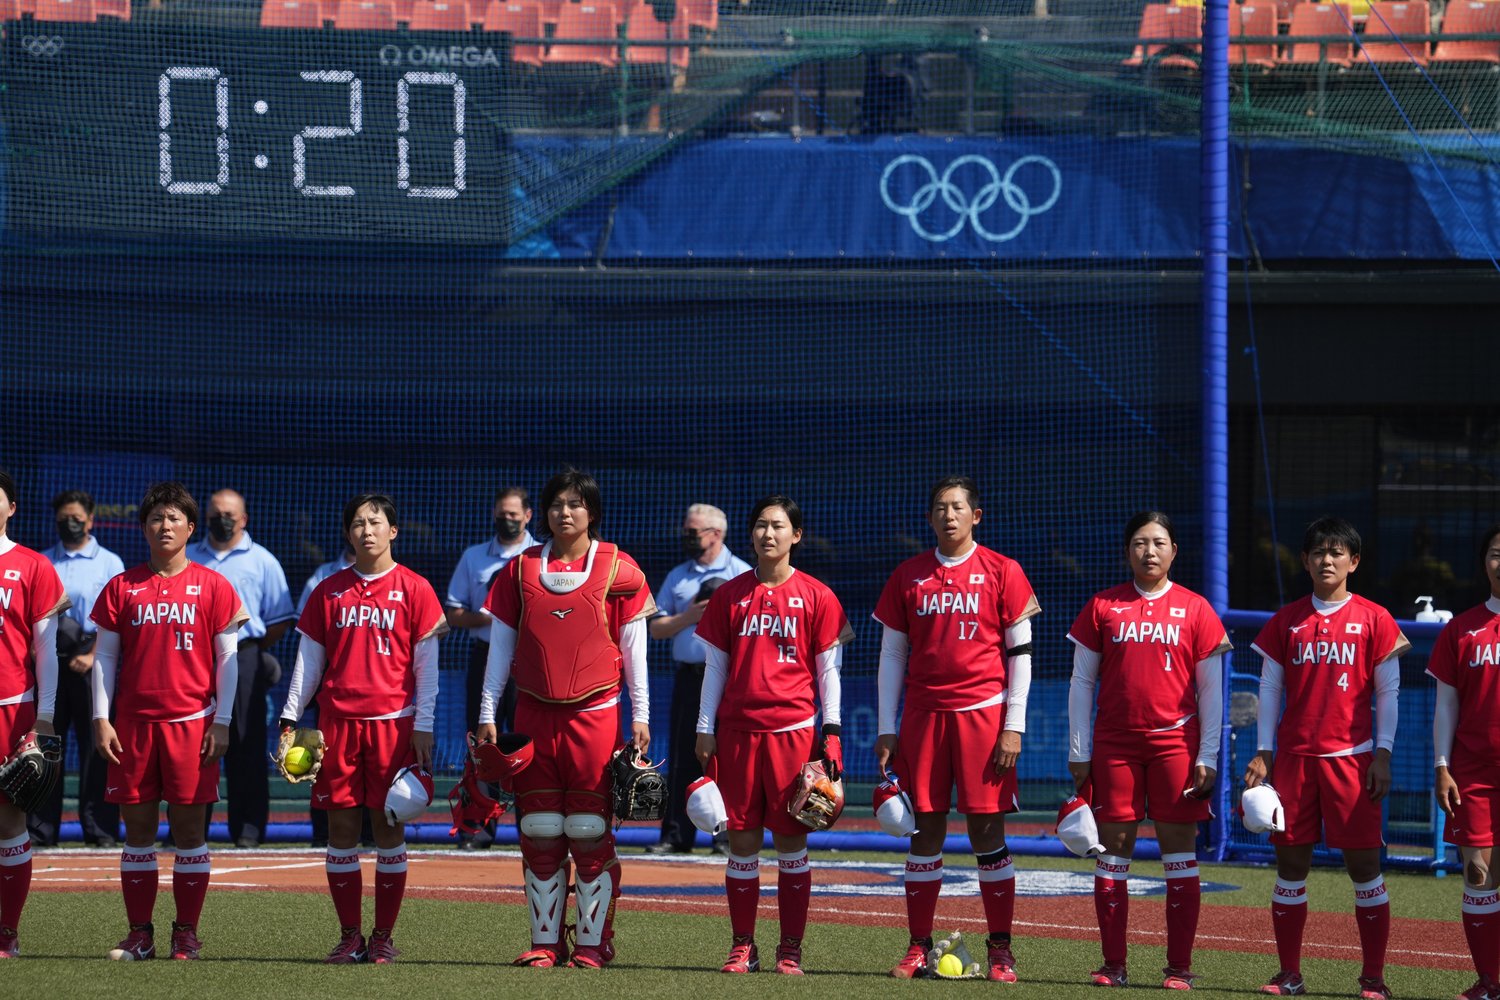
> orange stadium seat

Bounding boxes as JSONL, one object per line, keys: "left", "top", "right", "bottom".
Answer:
{"left": 536, "top": 0, "right": 564, "bottom": 28}
{"left": 334, "top": 0, "right": 394, "bottom": 27}
{"left": 483, "top": 1, "right": 545, "bottom": 66}
{"left": 1235, "top": 3, "right": 1281, "bottom": 69}
{"left": 0, "top": 0, "right": 19, "bottom": 20}
{"left": 1359, "top": 1, "right": 1430, "bottom": 65}
{"left": 544, "top": 1, "right": 620, "bottom": 68}
{"left": 94, "top": 0, "right": 128, "bottom": 19}
{"left": 1282, "top": 2, "right": 1355, "bottom": 65}
{"left": 1124, "top": 4, "right": 1202, "bottom": 68}
{"left": 408, "top": 0, "right": 469, "bottom": 28}
{"left": 1433, "top": 0, "right": 1500, "bottom": 63}
{"left": 625, "top": 2, "right": 689, "bottom": 69}
{"left": 34, "top": 0, "right": 94, "bottom": 21}
{"left": 681, "top": 0, "right": 716, "bottom": 32}
{"left": 262, "top": 0, "right": 324, "bottom": 27}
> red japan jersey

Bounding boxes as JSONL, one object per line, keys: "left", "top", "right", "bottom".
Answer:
{"left": 873, "top": 546, "right": 1039, "bottom": 711}
{"left": 91, "top": 563, "right": 248, "bottom": 721}
{"left": 1252, "top": 594, "right": 1409, "bottom": 756}
{"left": 298, "top": 564, "right": 447, "bottom": 720}
{"left": 0, "top": 544, "right": 69, "bottom": 702}
{"left": 1069, "top": 581, "right": 1230, "bottom": 735}
{"left": 1426, "top": 600, "right": 1500, "bottom": 763}
{"left": 695, "top": 568, "right": 853, "bottom": 732}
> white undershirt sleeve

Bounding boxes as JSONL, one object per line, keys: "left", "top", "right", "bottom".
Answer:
{"left": 1256, "top": 656, "right": 1284, "bottom": 752}
{"left": 619, "top": 618, "right": 649, "bottom": 725}
{"left": 1068, "top": 642, "right": 1101, "bottom": 762}
{"left": 280, "top": 636, "right": 326, "bottom": 722}
{"left": 1434, "top": 680, "right": 1459, "bottom": 768}
{"left": 477, "top": 620, "right": 517, "bottom": 726}
{"left": 1194, "top": 653, "right": 1224, "bottom": 768}
{"left": 91, "top": 629, "right": 119, "bottom": 721}
{"left": 31, "top": 614, "right": 59, "bottom": 723}
{"left": 877, "top": 626, "right": 910, "bottom": 735}
{"left": 213, "top": 627, "right": 239, "bottom": 726}
{"left": 1373, "top": 655, "right": 1400, "bottom": 752}
{"left": 412, "top": 636, "right": 439, "bottom": 731}
{"left": 816, "top": 646, "right": 841, "bottom": 728}
{"left": 1003, "top": 618, "right": 1032, "bottom": 733}
{"left": 697, "top": 645, "right": 728, "bottom": 734}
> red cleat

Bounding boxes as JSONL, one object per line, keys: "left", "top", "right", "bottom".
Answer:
{"left": 773, "top": 938, "right": 803, "bottom": 975}
{"left": 1458, "top": 979, "right": 1500, "bottom": 1000}
{"left": 368, "top": 931, "right": 399, "bottom": 965}
{"left": 0, "top": 926, "right": 18, "bottom": 959}
{"left": 891, "top": 937, "right": 931, "bottom": 979}
{"left": 1091, "top": 963, "right": 1129, "bottom": 987}
{"left": 1261, "top": 971, "right": 1307, "bottom": 996}
{"left": 1163, "top": 966, "right": 1197, "bottom": 990}
{"left": 987, "top": 937, "right": 1017, "bottom": 983}
{"left": 325, "top": 928, "right": 367, "bottom": 965}
{"left": 169, "top": 923, "right": 202, "bottom": 961}
{"left": 721, "top": 936, "right": 759, "bottom": 974}
{"left": 514, "top": 941, "right": 568, "bottom": 967}
{"left": 108, "top": 924, "right": 155, "bottom": 962}
{"left": 1359, "top": 977, "right": 1393, "bottom": 1000}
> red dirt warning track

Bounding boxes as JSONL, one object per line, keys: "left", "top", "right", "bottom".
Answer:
{"left": 31, "top": 849, "right": 1468, "bottom": 971}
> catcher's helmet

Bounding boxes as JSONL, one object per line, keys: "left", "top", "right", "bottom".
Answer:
{"left": 611, "top": 743, "right": 667, "bottom": 822}
{"left": 467, "top": 731, "right": 533, "bottom": 790}
{"left": 448, "top": 758, "right": 504, "bottom": 836}
{"left": 788, "top": 759, "right": 845, "bottom": 831}
{"left": 384, "top": 765, "right": 435, "bottom": 826}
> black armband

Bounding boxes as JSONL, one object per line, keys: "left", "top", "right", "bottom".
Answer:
{"left": 1004, "top": 642, "right": 1033, "bottom": 658}
{"left": 821, "top": 723, "right": 841, "bottom": 738}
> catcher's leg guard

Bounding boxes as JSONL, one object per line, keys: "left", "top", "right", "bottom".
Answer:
{"left": 519, "top": 834, "right": 570, "bottom": 954}
{"left": 570, "top": 832, "right": 619, "bottom": 950}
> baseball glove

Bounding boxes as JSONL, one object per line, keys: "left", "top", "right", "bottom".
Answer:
{"left": 787, "top": 759, "right": 845, "bottom": 831}
{"left": 272, "top": 724, "right": 326, "bottom": 784}
{"left": 0, "top": 731, "right": 62, "bottom": 812}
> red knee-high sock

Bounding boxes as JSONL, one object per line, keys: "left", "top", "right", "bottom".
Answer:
{"left": 976, "top": 848, "right": 1015, "bottom": 942}
{"left": 904, "top": 853, "right": 943, "bottom": 942}
{"left": 1353, "top": 876, "right": 1390, "bottom": 981}
{"left": 325, "top": 848, "right": 363, "bottom": 932}
{"left": 373, "top": 844, "right": 408, "bottom": 935}
{"left": 120, "top": 844, "right": 159, "bottom": 928}
{"left": 0, "top": 832, "right": 32, "bottom": 932}
{"left": 725, "top": 853, "right": 760, "bottom": 939}
{"left": 1093, "top": 854, "right": 1130, "bottom": 967}
{"left": 1162, "top": 852, "right": 1201, "bottom": 971}
{"left": 1270, "top": 878, "right": 1308, "bottom": 975}
{"left": 777, "top": 848, "right": 811, "bottom": 943}
{"left": 1462, "top": 887, "right": 1500, "bottom": 982}
{"left": 171, "top": 845, "right": 211, "bottom": 929}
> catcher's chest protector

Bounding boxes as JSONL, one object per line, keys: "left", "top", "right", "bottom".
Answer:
{"left": 513, "top": 542, "right": 643, "bottom": 703}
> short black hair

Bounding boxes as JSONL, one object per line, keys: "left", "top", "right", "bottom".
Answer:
{"left": 0, "top": 470, "right": 15, "bottom": 507}
{"left": 139, "top": 482, "right": 199, "bottom": 526}
{"left": 749, "top": 494, "right": 803, "bottom": 553}
{"left": 539, "top": 468, "right": 602, "bottom": 539}
{"left": 343, "top": 493, "right": 400, "bottom": 534}
{"left": 1481, "top": 524, "right": 1500, "bottom": 559}
{"left": 928, "top": 476, "right": 979, "bottom": 511}
{"left": 1302, "top": 515, "right": 1362, "bottom": 557}
{"left": 52, "top": 489, "right": 95, "bottom": 515}
{"left": 1124, "top": 510, "right": 1175, "bottom": 547}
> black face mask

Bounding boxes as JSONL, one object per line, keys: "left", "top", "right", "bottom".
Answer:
{"left": 496, "top": 517, "right": 525, "bottom": 541}
{"left": 208, "top": 514, "right": 237, "bottom": 543}
{"left": 56, "top": 517, "right": 87, "bottom": 546}
{"left": 683, "top": 533, "right": 706, "bottom": 559}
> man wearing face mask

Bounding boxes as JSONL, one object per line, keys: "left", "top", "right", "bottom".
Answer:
{"left": 444, "top": 487, "right": 534, "bottom": 849}
{"left": 32, "top": 490, "right": 126, "bottom": 847}
{"left": 186, "top": 489, "right": 296, "bottom": 848}
{"left": 647, "top": 504, "right": 750, "bottom": 855}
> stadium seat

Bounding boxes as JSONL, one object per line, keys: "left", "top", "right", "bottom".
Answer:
{"left": 1434, "top": 0, "right": 1500, "bottom": 63}
{"left": 543, "top": 1, "right": 620, "bottom": 68}
{"left": 94, "top": 0, "right": 128, "bottom": 20}
{"left": 408, "top": 0, "right": 469, "bottom": 29}
{"left": 334, "top": 0, "right": 394, "bottom": 27}
{"left": 536, "top": 0, "right": 564, "bottom": 29}
{"left": 1123, "top": 4, "right": 1202, "bottom": 69}
{"left": 33, "top": 0, "right": 94, "bottom": 20}
{"left": 680, "top": 0, "right": 715, "bottom": 33}
{"left": 1282, "top": 3, "right": 1355, "bottom": 66}
{"left": 1359, "top": 1, "right": 1430, "bottom": 65}
{"left": 483, "top": 0, "right": 545, "bottom": 65}
{"left": 625, "top": 1, "right": 689, "bottom": 70}
{"left": 1235, "top": 3, "right": 1280, "bottom": 69}
{"left": 261, "top": 0, "right": 324, "bottom": 27}
{"left": 0, "top": 0, "right": 20, "bottom": 19}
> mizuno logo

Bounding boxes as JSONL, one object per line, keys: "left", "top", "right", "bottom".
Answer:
{"left": 1108, "top": 607, "right": 1128, "bottom": 614}
{"left": 185, "top": 880, "right": 199, "bottom": 886}
{"left": 127, "top": 589, "right": 146, "bottom": 596}
{"left": 550, "top": 608, "right": 574, "bottom": 620}
{"left": 1289, "top": 624, "right": 1308, "bottom": 634}
{"left": 738, "top": 598, "right": 751, "bottom": 607}
{"left": 382, "top": 882, "right": 393, "bottom": 889}
{"left": 316, "top": 793, "right": 330, "bottom": 802}
{"left": 107, "top": 786, "right": 119, "bottom": 794}
{"left": 1364, "top": 913, "right": 1378, "bottom": 921}
{"left": 1273, "top": 909, "right": 1286, "bottom": 917}
{"left": 914, "top": 577, "right": 932, "bottom": 586}
{"left": 1470, "top": 629, "right": 1487, "bottom": 638}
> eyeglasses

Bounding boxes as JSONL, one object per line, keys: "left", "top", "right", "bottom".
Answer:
{"left": 683, "top": 527, "right": 720, "bottom": 538}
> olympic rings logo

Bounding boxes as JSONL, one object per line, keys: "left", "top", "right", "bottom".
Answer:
{"left": 22, "top": 35, "right": 65, "bottom": 58}
{"left": 879, "top": 154, "right": 1062, "bottom": 243}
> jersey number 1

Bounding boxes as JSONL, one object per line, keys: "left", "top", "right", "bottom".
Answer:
{"left": 374, "top": 634, "right": 393, "bottom": 657}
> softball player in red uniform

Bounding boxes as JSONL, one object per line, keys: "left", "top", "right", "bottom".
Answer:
{"left": 1246, "top": 516, "right": 1409, "bottom": 999}
{"left": 280, "top": 493, "right": 448, "bottom": 965}
{"left": 872, "top": 476, "right": 1039, "bottom": 982}
{"left": 1067, "top": 511, "right": 1229, "bottom": 990}
{"left": 91, "top": 482, "right": 248, "bottom": 962}
{"left": 695, "top": 494, "right": 851, "bottom": 976}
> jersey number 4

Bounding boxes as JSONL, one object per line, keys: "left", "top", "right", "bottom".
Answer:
{"left": 1336, "top": 671, "right": 1349, "bottom": 692}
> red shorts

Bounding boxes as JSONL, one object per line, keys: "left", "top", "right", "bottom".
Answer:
{"left": 0, "top": 701, "right": 38, "bottom": 807}
{"left": 1091, "top": 724, "right": 1211, "bottom": 825}
{"left": 107, "top": 715, "right": 220, "bottom": 806}
{"left": 313, "top": 715, "right": 415, "bottom": 811}
{"left": 1270, "top": 751, "right": 1383, "bottom": 850}
{"left": 1446, "top": 753, "right": 1500, "bottom": 848}
{"left": 894, "top": 704, "right": 1018, "bottom": 815}
{"left": 512, "top": 695, "right": 620, "bottom": 817}
{"left": 709, "top": 726, "right": 816, "bottom": 837}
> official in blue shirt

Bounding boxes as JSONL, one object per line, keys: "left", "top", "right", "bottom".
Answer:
{"left": 647, "top": 503, "right": 750, "bottom": 854}
{"left": 187, "top": 489, "right": 296, "bottom": 848}
{"left": 297, "top": 544, "right": 355, "bottom": 616}
{"left": 31, "top": 490, "right": 125, "bottom": 847}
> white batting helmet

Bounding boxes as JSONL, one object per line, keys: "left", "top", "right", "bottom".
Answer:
{"left": 384, "top": 765, "right": 435, "bottom": 826}
{"left": 685, "top": 776, "right": 728, "bottom": 836}
{"left": 873, "top": 773, "right": 917, "bottom": 837}
{"left": 1240, "top": 783, "right": 1286, "bottom": 834}
{"left": 1055, "top": 794, "right": 1105, "bottom": 858}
